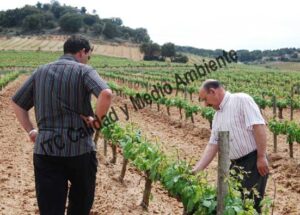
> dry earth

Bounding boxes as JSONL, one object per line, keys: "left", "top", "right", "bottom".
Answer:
{"left": 0, "top": 76, "right": 299, "bottom": 215}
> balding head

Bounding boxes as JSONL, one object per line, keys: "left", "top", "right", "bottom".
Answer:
{"left": 199, "top": 79, "right": 225, "bottom": 110}
{"left": 200, "top": 79, "right": 223, "bottom": 92}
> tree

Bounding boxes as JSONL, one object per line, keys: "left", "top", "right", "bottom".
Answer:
{"left": 51, "top": 1, "right": 64, "bottom": 19}
{"left": 111, "top": 17, "right": 122, "bottom": 26}
{"left": 19, "top": 5, "right": 40, "bottom": 20}
{"left": 171, "top": 54, "right": 188, "bottom": 63}
{"left": 140, "top": 42, "right": 161, "bottom": 57}
{"left": 161, "top": 42, "right": 176, "bottom": 58}
{"left": 251, "top": 50, "right": 263, "bottom": 61}
{"left": 0, "top": 9, "right": 21, "bottom": 27}
{"left": 36, "top": 2, "right": 42, "bottom": 9}
{"left": 83, "top": 14, "right": 99, "bottom": 26}
{"left": 236, "top": 50, "right": 252, "bottom": 62}
{"left": 120, "top": 26, "right": 134, "bottom": 37}
{"left": 133, "top": 28, "right": 150, "bottom": 43}
{"left": 0, "top": 11, "right": 5, "bottom": 26}
{"left": 140, "top": 42, "right": 163, "bottom": 61}
{"left": 43, "top": 12, "right": 56, "bottom": 29}
{"left": 0, "top": 5, "right": 31, "bottom": 28}
{"left": 59, "top": 13, "right": 83, "bottom": 32}
{"left": 42, "top": 3, "right": 51, "bottom": 11}
{"left": 103, "top": 22, "right": 119, "bottom": 39}
{"left": 291, "top": 53, "right": 298, "bottom": 59}
{"left": 23, "top": 13, "right": 44, "bottom": 31}
{"left": 80, "top": 7, "right": 87, "bottom": 14}
{"left": 93, "top": 23, "right": 104, "bottom": 35}
{"left": 21, "top": 11, "right": 55, "bottom": 31}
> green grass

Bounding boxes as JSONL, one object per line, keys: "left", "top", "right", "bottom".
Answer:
{"left": 260, "top": 61, "right": 300, "bottom": 72}
{"left": 0, "top": 50, "right": 190, "bottom": 69}
{"left": 1, "top": 50, "right": 300, "bottom": 100}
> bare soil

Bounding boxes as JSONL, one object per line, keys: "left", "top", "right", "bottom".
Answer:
{"left": 0, "top": 76, "right": 299, "bottom": 215}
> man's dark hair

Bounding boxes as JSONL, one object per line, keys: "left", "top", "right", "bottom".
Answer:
{"left": 202, "top": 80, "right": 223, "bottom": 91}
{"left": 63, "top": 35, "right": 92, "bottom": 54}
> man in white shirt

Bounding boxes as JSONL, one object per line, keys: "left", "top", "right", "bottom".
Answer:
{"left": 192, "top": 79, "right": 269, "bottom": 213}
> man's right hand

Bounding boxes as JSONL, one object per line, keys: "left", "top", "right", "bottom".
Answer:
{"left": 191, "top": 168, "right": 199, "bottom": 175}
{"left": 191, "top": 144, "right": 218, "bottom": 174}
{"left": 80, "top": 115, "right": 94, "bottom": 126}
{"left": 28, "top": 129, "right": 38, "bottom": 143}
{"left": 80, "top": 115, "right": 101, "bottom": 129}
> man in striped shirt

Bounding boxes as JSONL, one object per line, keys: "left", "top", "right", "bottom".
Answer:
{"left": 192, "top": 79, "right": 269, "bottom": 213}
{"left": 11, "top": 35, "right": 112, "bottom": 215}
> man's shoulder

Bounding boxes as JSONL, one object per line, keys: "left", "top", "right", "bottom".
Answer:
{"left": 78, "top": 63, "right": 94, "bottom": 71}
{"left": 67, "top": 61, "right": 94, "bottom": 73}
{"left": 52, "top": 59, "right": 94, "bottom": 72}
{"left": 231, "top": 92, "right": 252, "bottom": 100}
{"left": 35, "top": 62, "right": 54, "bottom": 72}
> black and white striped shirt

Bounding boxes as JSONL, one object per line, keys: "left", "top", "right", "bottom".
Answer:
{"left": 12, "top": 54, "right": 109, "bottom": 157}
{"left": 209, "top": 92, "right": 266, "bottom": 159}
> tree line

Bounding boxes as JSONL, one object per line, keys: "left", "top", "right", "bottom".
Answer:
{"left": 1, "top": 1, "right": 298, "bottom": 64}
{"left": 140, "top": 42, "right": 188, "bottom": 63}
{"left": 0, "top": 1, "right": 150, "bottom": 43}
{"left": 176, "top": 46, "right": 300, "bottom": 63}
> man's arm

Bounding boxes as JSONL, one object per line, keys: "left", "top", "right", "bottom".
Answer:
{"left": 95, "top": 89, "right": 112, "bottom": 120}
{"left": 11, "top": 73, "right": 36, "bottom": 142}
{"left": 192, "top": 144, "right": 218, "bottom": 173}
{"left": 81, "top": 69, "right": 112, "bottom": 127}
{"left": 253, "top": 124, "right": 269, "bottom": 176}
{"left": 241, "top": 95, "right": 269, "bottom": 176}
{"left": 11, "top": 100, "right": 37, "bottom": 142}
{"left": 81, "top": 89, "right": 112, "bottom": 128}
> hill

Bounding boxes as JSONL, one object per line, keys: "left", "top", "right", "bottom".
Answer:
{"left": 1, "top": 1, "right": 299, "bottom": 65}
{"left": 0, "top": 1, "right": 150, "bottom": 44}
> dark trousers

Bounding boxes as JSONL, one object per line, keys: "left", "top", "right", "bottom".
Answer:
{"left": 230, "top": 150, "right": 268, "bottom": 213}
{"left": 33, "top": 151, "right": 98, "bottom": 215}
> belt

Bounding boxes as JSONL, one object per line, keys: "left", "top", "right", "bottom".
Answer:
{"left": 231, "top": 150, "right": 257, "bottom": 163}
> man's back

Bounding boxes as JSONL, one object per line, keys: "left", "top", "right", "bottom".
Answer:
{"left": 11, "top": 35, "right": 112, "bottom": 215}
{"left": 12, "top": 54, "right": 109, "bottom": 156}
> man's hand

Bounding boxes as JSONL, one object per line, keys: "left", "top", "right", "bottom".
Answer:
{"left": 28, "top": 129, "right": 38, "bottom": 143}
{"left": 11, "top": 101, "right": 36, "bottom": 142}
{"left": 192, "top": 144, "right": 218, "bottom": 174}
{"left": 257, "top": 156, "right": 269, "bottom": 176}
{"left": 191, "top": 167, "right": 200, "bottom": 175}
{"left": 253, "top": 124, "right": 269, "bottom": 176}
{"left": 80, "top": 115, "right": 100, "bottom": 129}
{"left": 80, "top": 89, "right": 112, "bottom": 130}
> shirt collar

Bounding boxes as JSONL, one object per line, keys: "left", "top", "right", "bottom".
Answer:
{"left": 219, "top": 91, "right": 231, "bottom": 111}
{"left": 59, "top": 54, "right": 79, "bottom": 62}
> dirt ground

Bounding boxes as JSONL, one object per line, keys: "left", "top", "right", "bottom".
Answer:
{"left": 0, "top": 76, "right": 299, "bottom": 215}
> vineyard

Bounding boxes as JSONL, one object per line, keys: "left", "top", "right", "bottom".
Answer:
{"left": 0, "top": 50, "right": 299, "bottom": 215}
{"left": 0, "top": 36, "right": 144, "bottom": 60}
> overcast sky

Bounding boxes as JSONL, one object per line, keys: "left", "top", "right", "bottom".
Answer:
{"left": 1, "top": 0, "right": 299, "bottom": 50}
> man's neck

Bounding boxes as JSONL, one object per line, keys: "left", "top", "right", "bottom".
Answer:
{"left": 216, "top": 90, "right": 226, "bottom": 110}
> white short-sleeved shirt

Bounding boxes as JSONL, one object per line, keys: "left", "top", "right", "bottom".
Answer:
{"left": 209, "top": 92, "right": 266, "bottom": 159}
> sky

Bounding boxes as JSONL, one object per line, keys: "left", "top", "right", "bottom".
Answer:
{"left": 0, "top": 0, "right": 299, "bottom": 51}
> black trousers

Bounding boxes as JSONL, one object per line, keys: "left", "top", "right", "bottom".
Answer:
{"left": 230, "top": 150, "right": 268, "bottom": 213}
{"left": 33, "top": 151, "right": 98, "bottom": 215}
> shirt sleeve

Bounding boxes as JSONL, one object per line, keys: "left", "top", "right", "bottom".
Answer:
{"left": 84, "top": 69, "right": 109, "bottom": 97}
{"left": 11, "top": 73, "right": 35, "bottom": 111}
{"left": 241, "top": 95, "right": 266, "bottom": 130}
{"left": 208, "top": 113, "right": 218, "bottom": 144}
